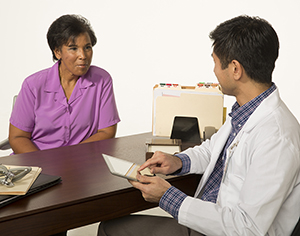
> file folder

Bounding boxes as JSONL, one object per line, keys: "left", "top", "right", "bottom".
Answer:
{"left": 152, "top": 84, "right": 225, "bottom": 139}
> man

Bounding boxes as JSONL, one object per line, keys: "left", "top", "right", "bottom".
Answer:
{"left": 98, "top": 15, "right": 300, "bottom": 235}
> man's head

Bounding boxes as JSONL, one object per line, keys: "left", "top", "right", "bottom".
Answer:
{"left": 210, "top": 15, "right": 279, "bottom": 85}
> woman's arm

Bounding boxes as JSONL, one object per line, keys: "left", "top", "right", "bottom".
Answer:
{"left": 9, "top": 124, "right": 39, "bottom": 154}
{"left": 80, "top": 124, "right": 117, "bottom": 144}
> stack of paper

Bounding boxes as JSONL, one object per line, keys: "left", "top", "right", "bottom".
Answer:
{"left": 146, "top": 138, "right": 182, "bottom": 153}
{"left": 0, "top": 165, "right": 42, "bottom": 195}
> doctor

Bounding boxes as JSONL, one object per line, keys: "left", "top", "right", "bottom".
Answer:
{"left": 98, "top": 15, "right": 300, "bottom": 236}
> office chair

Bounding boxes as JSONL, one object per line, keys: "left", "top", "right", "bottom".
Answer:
{"left": 291, "top": 217, "right": 300, "bottom": 236}
{"left": 0, "top": 95, "right": 17, "bottom": 151}
{"left": 0, "top": 138, "right": 10, "bottom": 150}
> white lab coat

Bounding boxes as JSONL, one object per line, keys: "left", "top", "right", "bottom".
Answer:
{"left": 178, "top": 89, "right": 300, "bottom": 235}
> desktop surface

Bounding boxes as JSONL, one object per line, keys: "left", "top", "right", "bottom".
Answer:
{"left": 0, "top": 132, "right": 200, "bottom": 235}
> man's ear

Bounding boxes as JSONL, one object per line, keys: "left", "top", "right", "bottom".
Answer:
{"left": 231, "top": 60, "right": 243, "bottom": 81}
{"left": 54, "top": 48, "right": 61, "bottom": 60}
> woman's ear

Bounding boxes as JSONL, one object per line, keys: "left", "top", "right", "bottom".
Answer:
{"left": 54, "top": 48, "right": 61, "bottom": 60}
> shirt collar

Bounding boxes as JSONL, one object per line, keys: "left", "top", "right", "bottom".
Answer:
{"left": 44, "top": 61, "right": 94, "bottom": 93}
{"left": 229, "top": 83, "right": 277, "bottom": 131}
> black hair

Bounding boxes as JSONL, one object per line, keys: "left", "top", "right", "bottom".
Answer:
{"left": 210, "top": 15, "right": 279, "bottom": 84}
{"left": 47, "top": 14, "right": 97, "bottom": 61}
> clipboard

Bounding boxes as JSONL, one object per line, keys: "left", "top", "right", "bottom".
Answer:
{"left": 0, "top": 173, "right": 61, "bottom": 208}
{"left": 102, "top": 154, "right": 154, "bottom": 181}
{"left": 0, "top": 165, "right": 42, "bottom": 195}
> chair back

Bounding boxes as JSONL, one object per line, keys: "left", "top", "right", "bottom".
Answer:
{"left": 291, "top": 217, "right": 300, "bottom": 236}
{"left": 0, "top": 95, "right": 17, "bottom": 150}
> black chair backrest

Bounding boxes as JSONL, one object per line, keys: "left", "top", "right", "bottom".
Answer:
{"left": 291, "top": 217, "right": 300, "bottom": 236}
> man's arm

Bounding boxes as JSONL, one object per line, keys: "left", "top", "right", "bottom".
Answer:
{"left": 178, "top": 137, "right": 300, "bottom": 235}
{"left": 130, "top": 173, "right": 172, "bottom": 203}
{"left": 131, "top": 151, "right": 191, "bottom": 219}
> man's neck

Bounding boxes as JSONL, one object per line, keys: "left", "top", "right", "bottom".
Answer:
{"left": 235, "top": 80, "right": 272, "bottom": 106}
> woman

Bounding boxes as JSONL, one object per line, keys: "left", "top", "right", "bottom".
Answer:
{"left": 9, "top": 14, "right": 120, "bottom": 154}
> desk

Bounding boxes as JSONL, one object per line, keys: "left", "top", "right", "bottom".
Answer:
{"left": 0, "top": 133, "right": 201, "bottom": 236}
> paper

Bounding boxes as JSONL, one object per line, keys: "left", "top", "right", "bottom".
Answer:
{"left": 103, "top": 154, "right": 154, "bottom": 181}
{"left": 147, "top": 145, "right": 181, "bottom": 153}
{"left": 145, "top": 138, "right": 182, "bottom": 154}
{"left": 0, "top": 165, "right": 42, "bottom": 195}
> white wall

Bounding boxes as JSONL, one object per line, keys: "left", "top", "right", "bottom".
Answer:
{"left": 1, "top": 0, "right": 299, "bottom": 157}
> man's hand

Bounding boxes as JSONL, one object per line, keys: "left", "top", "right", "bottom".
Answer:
{"left": 138, "top": 151, "right": 183, "bottom": 175}
{"left": 129, "top": 172, "right": 171, "bottom": 203}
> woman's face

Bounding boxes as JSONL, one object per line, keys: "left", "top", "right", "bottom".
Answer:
{"left": 54, "top": 32, "right": 93, "bottom": 80}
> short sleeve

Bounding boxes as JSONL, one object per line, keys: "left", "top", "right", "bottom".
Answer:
{"left": 10, "top": 79, "right": 36, "bottom": 132}
{"left": 98, "top": 77, "right": 120, "bottom": 130}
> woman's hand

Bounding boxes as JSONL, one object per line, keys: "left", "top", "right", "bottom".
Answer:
{"left": 80, "top": 124, "right": 117, "bottom": 144}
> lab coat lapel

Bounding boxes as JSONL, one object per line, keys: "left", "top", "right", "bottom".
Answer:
{"left": 241, "top": 88, "right": 280, "bottom": 133}
{"left": 195, "top": 118, "right": 232, "bottom": 196}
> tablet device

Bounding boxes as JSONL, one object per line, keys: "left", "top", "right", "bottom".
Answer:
{"left": 102, "top": 154, "right": 154, "bottom": 181}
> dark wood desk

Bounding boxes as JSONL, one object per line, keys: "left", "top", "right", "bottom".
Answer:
{"left": 0, "top": 133, "right": 201, "bottom": 236}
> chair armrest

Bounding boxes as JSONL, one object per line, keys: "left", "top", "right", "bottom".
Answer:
{"left": 0, "top": 138, "right": 11, "bottom": 150}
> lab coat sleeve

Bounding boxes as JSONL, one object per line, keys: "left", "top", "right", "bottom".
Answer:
{"left": 181, "top": 138, "right": 212, "bottom": 174}
{"left": 177, "top": 136, "right": 300, "bottom": 236}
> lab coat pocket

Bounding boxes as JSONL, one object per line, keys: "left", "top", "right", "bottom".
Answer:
{"left": 221, "top": 173, "right": 245, "bottom": 206}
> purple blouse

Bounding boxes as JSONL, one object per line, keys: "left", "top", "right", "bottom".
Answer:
{"left": 10, "top": 62, "right": 120, "bottom": 151}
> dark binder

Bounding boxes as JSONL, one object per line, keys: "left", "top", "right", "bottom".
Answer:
{"left": 0, "top": 173, "right": 61, "bottom": 208}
